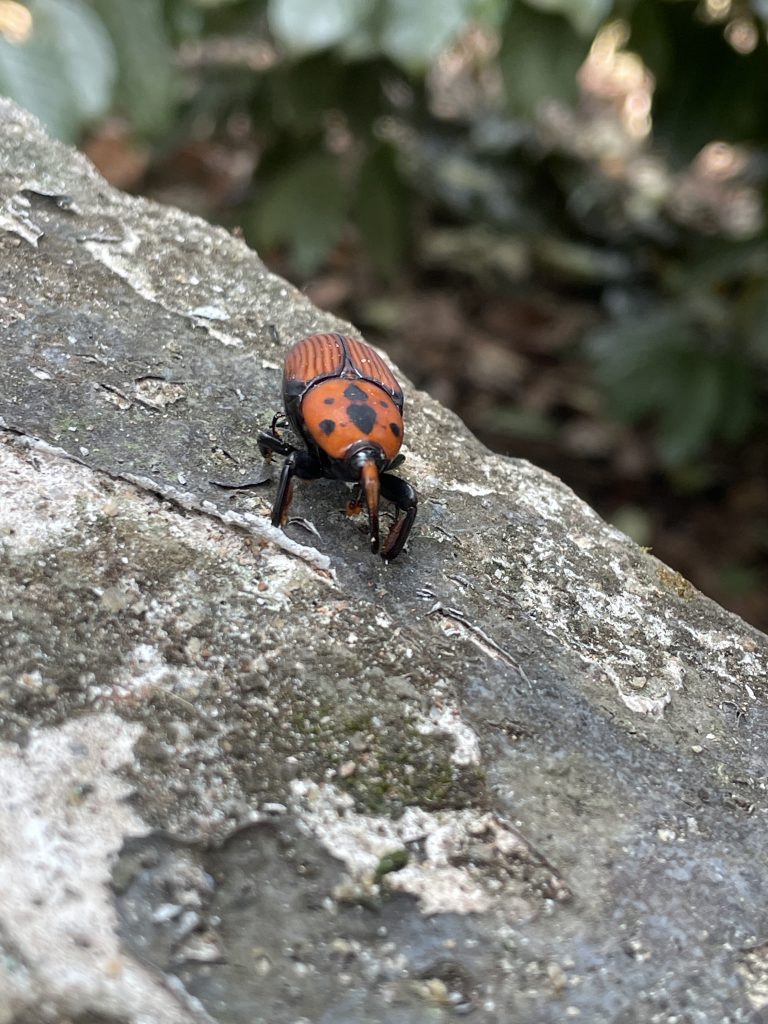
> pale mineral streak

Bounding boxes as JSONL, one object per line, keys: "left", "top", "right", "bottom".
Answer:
{"left": 0, "top": 715, "right": 190, "bottom": 1023}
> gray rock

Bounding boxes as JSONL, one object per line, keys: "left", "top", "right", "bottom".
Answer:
{"left": 1, "top": 98, "right": 766, "bottom": 1024}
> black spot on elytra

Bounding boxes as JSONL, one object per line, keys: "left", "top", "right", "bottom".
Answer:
{"left": 344, "top": 382, "right": 368, "bottom": 401}
{"left": 390, "top": 422, "right": 401, "bottom": 437}
{"left": 319, "top": 419, "right": 336, "bottom": 436}
{"left": 379, "top": 400, "right": 389, "bottom": 408}
{"left": 324, "top": 397, "right": 335, "bottom": 405}
{"left": 347, "top": 403, "right": 377, "bottom": 434}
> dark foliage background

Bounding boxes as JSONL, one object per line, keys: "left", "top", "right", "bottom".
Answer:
{"left": 2, "top": 0, "right": 767, "bottom": 628}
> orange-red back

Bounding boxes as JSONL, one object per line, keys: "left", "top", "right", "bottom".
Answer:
{"left": 283, "top": 333, "right": 403, "bottom": 405}
{"left": 284, "top": 332, "right": 345, "bottom": 386}
{"left": 300, "top": 378, "right": 404, "bottom": 461}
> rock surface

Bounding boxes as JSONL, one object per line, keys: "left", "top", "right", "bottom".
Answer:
{"left": 1, "top": 98, "right": 767, "bottom": 1023}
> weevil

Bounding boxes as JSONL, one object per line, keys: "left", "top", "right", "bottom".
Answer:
{"left": 258, "top": 333, "right": 417, "bottom": 560}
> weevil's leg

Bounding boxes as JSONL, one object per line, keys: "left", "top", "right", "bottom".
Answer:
{"left": 258, "top": 411, "right": 294, "bottom": 461}
{"left": 344, "top": 484, "right": 365, "bottom": 517}
{"left": 258, "top": 426, "right": 295, "bottom": 461}
{"left": 379, "top": 474, "right": 418, "bottom": 560}
{"left": 272, "top": 450, "right": 322, "bottom": 527}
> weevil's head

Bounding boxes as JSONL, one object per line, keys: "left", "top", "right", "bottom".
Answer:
{"left": 346, "top": 444, "right": 387, "bottom": 554}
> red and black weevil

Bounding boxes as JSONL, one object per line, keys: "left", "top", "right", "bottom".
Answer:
{"left": 258, "top": 332, "right": 418, "bottom": 560}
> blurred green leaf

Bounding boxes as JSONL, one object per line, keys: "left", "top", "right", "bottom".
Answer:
{"left": 476, "top": 405, "right": 557, "bottom": 439}
{"left": 498, "top": 2, "right": 591, "bottom": 116}
{"left": 524, "top": 0, "right": 610, "bottom": 35}
{"left": 610, "top": 505, "right": 652, "bottom": 547}
{"left": 671, "top": 239, "right": 768, "bottom": 291}
{"left": 163, "top": 0, "right": 205, "bottom": 41}
{"left": 738, "top": 282, "right": 768, "bottom": 360}
{"left": 471, "top": 0, "right": 510, "bottom": 31}
{"left": 717, "top": 355, "right": 756, "bottom": 444}
{"left": 355, "top": 142, "right": 410, "bottom": 278}
{"left": 268, "top": 0, "right": 375, "bottom": 54}
{"left": 589, "top": 305, "right": 760, "bottom": 466}
{"left": 189, "top": 0, "right": 244, "bottom": 7}
{"left": 89, "top": 0, "right": 175, "bottom": 136}
{"left": 267, "top": 54, "right": 343, "bottom": 134}
{"left": 589, "top": 310, "right": 693, "bottom": 419}
{"left": 0, "top": 0, "right": 116, "bottom": 140}
{"left": 379, "top": 0, "right": 474, "bottom": 68}
{"left": 656, "top": 350, "right": 721, "bottom": 466}
{"left": 339, "top": 59, "right": 393, "bottom": 133}
{"left": 249, "top": 152, "right": 347, "bottom": 273}
{"left": 718, "top": 561, "right": 760, "bottom": 596}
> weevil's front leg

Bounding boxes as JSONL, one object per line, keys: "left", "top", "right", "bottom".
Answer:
{"left": 258, "top": 414, "right": 294, "bottom": 461}
{"left": 344, "top": 484, "right": 365, "bottom": 518}
{"left": 379, "top": 474, "right": 417, "bottom": 561}
{"left": 272, "top": 450, "right": 323, "bottom": 527}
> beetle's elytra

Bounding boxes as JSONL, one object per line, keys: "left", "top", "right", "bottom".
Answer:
{"left": 258, "top": 333, "right": 417, "bottom": 560}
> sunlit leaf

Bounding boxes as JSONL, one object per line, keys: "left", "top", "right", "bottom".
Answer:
{"left": 0, "top": 0, "right": 116, "bottom": 140}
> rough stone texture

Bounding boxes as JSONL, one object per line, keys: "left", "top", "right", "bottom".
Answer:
{"left": 1, "top": 98, "right": 767, "bottom": 1023}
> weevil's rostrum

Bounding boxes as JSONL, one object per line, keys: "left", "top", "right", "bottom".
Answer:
{"left": 259, "top": 333, "right": 418, "bottom": 560}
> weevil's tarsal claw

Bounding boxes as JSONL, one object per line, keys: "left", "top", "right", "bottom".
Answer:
{"left": 360, "top": 459, "right": 380, "bottom": 555}
{"left": 380, "top": 509, "right": 414, "bottom": 560}
{"left": 379, "top": 474, "right": 417, "bottom": 561}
